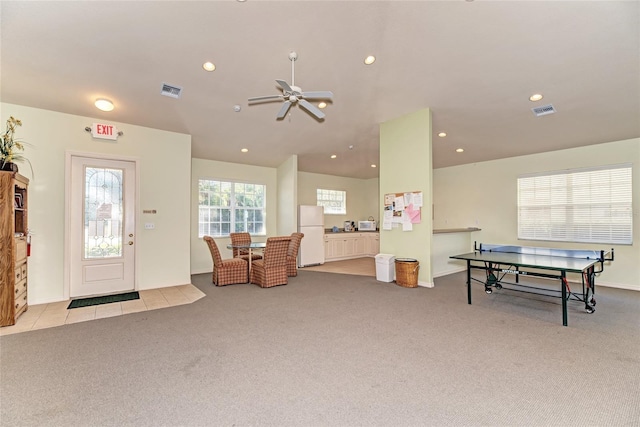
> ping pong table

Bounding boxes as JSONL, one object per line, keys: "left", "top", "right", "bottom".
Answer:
{"left": 450, "top": 243, "right": 614, "bottom": 326}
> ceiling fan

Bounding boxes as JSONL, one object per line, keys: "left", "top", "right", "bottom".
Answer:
{"left": 248, "top": 51, "right": 333, "bottom": 121}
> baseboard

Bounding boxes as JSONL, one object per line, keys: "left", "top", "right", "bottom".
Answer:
{"left": 432, "top": 267, "right": 467, "bottom": 278}
{"left": 418, "top": 281, "right": 434, "bottom": 288}
{"left": 596, "top": 281, "right": 640, "bottom": 291}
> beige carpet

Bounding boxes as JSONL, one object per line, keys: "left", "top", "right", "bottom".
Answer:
{"left": 2, "top": 270, "right": 638, "bottom": 426}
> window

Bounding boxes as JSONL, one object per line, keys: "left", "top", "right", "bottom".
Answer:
{"left": 517, "top": 164, "right": 632, "bottom": 244}
{"left": 198, "top": 179, "right": 266, "bottom": 237}
{"left": 317, "top": 188, "right": 346, "bottom": 214}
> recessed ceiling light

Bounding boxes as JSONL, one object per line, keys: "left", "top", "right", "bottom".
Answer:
{"left": 95, "top": 98, "right": 114, "bottom": 112}
{"left": 203, "top": 62, "right": 216, "bottom": 72}
{"left": 456, "top": 148, "right": 464, "bottom": 153}
{"left": 241, "top": 148, "right": 248, "bottom": 153}
{"left": 318, "top": 102, "right": 327, "bottom": 109}
{"left": 364, "top": 55, "right": 376, "bottom": 65}
{"left": 438, "top": 132, "right": 447, "bottom": 137}
{"left": 371, "top": 164, "right": 377, "bottom": 168}
{"left": 529, "top": 93, "right": 543, "bottom": 102}
{"left": 330, "top": 154, "right": 337, "bottom": 159}
{"left": 234, "top": 105, "right": 241, "bottom": 112}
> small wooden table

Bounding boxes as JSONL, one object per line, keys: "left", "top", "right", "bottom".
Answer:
{"left": 226, "top": 242, "right": 266, "bottom": 275}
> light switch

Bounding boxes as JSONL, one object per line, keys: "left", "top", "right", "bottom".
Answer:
{"left": 144, "top": 223, "right": 155, "bottom": 230}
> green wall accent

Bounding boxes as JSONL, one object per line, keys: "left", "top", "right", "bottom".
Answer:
{"left": 379, "top": 108, "right": 433, "bottom": 285}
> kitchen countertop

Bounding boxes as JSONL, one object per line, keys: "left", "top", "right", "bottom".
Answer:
{"left": 433, "top": 227, "right": 481, "bottom": 234}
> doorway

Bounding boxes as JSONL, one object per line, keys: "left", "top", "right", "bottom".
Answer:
{"left": 68, "top": 155, "right": 136, "bottom": 298}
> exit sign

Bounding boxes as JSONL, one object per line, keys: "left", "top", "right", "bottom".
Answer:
{"left": 91, "top": 123, "right": 120, "bottom": 141}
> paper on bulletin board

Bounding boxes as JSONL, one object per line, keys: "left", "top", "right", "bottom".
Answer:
{"left": 382, "top": 207, "right": 393, "bottom": 230}
{"left": 402, "top": 211, "right": 413, "bottom": 231}
{"left": 405, "top": 203, "right": 421, "bottom": 224}
{"left": 394, "top": 196, "right": 405, "bottom": 211}
{"left": 383, "top": 190, "right": 423, "bottom": 230}
{"left": 408, "top": 192, "right": 423, "bottom": 207}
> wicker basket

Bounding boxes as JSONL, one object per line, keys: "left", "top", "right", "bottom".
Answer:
{"left": 395, "top": 258, "right": 419, "bottom": 288}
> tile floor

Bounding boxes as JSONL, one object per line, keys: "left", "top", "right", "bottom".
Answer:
{"left": 0, "top": 284, "right": 205, "bottom": 336}
{"left": 302, "top": 257, "right": 376, "bottom": 276}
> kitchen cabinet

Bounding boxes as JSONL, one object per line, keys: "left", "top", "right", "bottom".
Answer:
{"left": 324, "top": 232, "right": 379, "bottom": 261}
{"left": 365, "top": 233, "right": 380, "bottom": 256}
{"left": 1, "top": 172, "right": 29, "bottom": 327}
{"left": 324, "top": 235, "right": 345, "bottom": 259}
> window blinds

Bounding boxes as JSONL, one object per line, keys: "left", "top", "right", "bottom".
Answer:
{"left": 517, "top": 164, "right": 632, "bottom": 244}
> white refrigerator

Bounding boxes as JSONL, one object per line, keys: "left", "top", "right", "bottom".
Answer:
{"left": 298, "top": 205, "right": 325, "bottom": 267}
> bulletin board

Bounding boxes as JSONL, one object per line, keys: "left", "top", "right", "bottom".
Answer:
{"left": 382, "top": 191, "right": 423, "bottom": 231}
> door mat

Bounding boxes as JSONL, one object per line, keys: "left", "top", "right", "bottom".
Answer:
{"left": 68, "top": 291, "right": 140, "bottom": 309}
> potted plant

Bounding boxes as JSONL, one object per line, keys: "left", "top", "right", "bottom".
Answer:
{"left": 1, "top": 116, "right": 32, "bottom": 175}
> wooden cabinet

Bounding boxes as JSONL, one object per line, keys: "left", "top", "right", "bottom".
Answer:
{"left": 324, "top": 232, "right": 379, "bottom": 261}
{"left": 324, "top": 235, "right": 344, "bottom": 259}
{"left": 1, "top": 171, "right": 29, "bottom": 327}
{"left": 365, "top": 233, "right": 380, "bottom": 256}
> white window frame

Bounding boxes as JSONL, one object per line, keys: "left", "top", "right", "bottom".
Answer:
{"left": 517, "top": 163, "right": 632, "bottom": 245}
{"left": 198, "top": 178, "right": 266, "bottom": 237}
{"left": 317, "top": 188, "right": 347, "bottom": 215}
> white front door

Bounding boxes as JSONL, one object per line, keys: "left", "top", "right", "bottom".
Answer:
{"left": 70, "top": 156, "right": 136, "bottom": 297}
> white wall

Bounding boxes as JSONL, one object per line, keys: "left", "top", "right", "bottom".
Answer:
{"left": 298, "top": 171, "right": 380, "bottom": 229}
{"left": 190, "top": 158, "right": 278, "bottom": 275}
{"left": 432, "top": 231, "right": 477, "bottom": 278}
{"left": 433, "top": 138, "right": 640, "bottom": 290}
{"left": 277, "top": 156, "right": 298, "bottom": 236}
{"left": 380, "top": 108, "right": 433, "bottom": 285}
{"left": 1, "top": 103, "right": 192, "bottom": 304}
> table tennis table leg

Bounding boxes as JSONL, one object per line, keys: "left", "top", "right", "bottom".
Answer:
{"left": 561, "top": 272, "right": 568, "bottom": 326}
{"left": 583, "top": 267, "right": 596, "bottom": 313}
{"left": 467, "top": 260, "right": 472, "bottom": 305}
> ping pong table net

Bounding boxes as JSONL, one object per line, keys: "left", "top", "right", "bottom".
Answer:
{"left": 474, "top": 242, "right": 614, "bottom": 263}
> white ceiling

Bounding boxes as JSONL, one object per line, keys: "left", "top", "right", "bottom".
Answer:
{"left": 1, "top": 1, "right": 638, "bottom": 179}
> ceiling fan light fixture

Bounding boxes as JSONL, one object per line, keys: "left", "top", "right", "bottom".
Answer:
{"left": 248, "top": 51, "right": 333, "bottom": 121}
{"left": 95, "top": 98, "right": 114, "bottom": 112}
{"left": 364, "top": 55, "right": 376, "bottom": 65}
{"left": 318, "top": 102, "right": 327, "bottom": 109}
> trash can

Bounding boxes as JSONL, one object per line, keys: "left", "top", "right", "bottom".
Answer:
{"left": 375, "top": 253, "right": 395, "bottom": 282}
{"left": 395, "top": 258, "right": 419, "bottom": 288}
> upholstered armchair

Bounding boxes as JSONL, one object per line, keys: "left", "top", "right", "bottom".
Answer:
{"left": 286, "top": 232, "right": 304, "bottom": 277}
{"left": 204, "top": 236, "right": 249, "bottom": 286}
{"left": 229, "top": 232, "right": 263, "bottom": 261}
{"left": 250, "top": 236, "right": 291, "bottom": 288}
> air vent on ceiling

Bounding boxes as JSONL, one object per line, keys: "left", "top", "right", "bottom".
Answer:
{"left": 532, "top": 104, "right": 556, "bottom": 117}
{"left": 161, "top": 83, "right": 183, "bottom": 99}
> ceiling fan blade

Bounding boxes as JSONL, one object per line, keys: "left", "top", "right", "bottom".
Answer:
{"left": 301, "top": 91, "right": 333, "bottom": 100}
{"left": 298, "top": 99, "right": 326, "bottom": 120}
{"left": 248, "top": 95, "right": 283, "bottom": 103}
{"left": 276, "top": 101, "right": 292, "bottom": 119}
{"left": 276, "top": 79, "right": 293, "bottom": 93}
